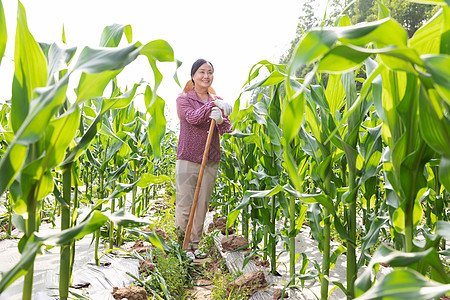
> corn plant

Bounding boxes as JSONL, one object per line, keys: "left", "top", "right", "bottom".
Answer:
{"left": 0, "top": 1, "right": 179, "bottom": 299}
{"left": 280, "top": 1, "right": 450, "bottom": 299}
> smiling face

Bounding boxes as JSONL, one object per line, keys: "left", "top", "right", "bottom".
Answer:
{"left": 192, "top": 62, "right": 214, "bottom": 91}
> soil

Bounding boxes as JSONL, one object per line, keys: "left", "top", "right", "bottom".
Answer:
{"left": 254, "top": 258, "right": 270, "bottom": 268}
{"left": 126, "top": 240, "right": 150, "bottom": 254}
{"left": 230, "top": 270, "right": 268, "bottom": 297}
{"left": 111, "top": 285, "right": 148, "bottom": 300}
{"left": 138, "top": 258, "right": 155, "bottom": 274}
{"left": 221, "top": 226, "right": 235, "bottom": 235}
{"left": 273, "top": 288, "right": 289, "bottom": 299}
{"left": 143, "top": 226, "right": 170, "bottom": 241}
{"left": 207, "top": 216, "right": 227, "bottom": 233}
{"left": 221, "top": 235, "right": 249, "bottom": 251}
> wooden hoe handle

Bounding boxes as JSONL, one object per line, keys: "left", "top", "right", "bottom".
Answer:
{"left": 182, "top": 118, "right": 217, "bottom": 250}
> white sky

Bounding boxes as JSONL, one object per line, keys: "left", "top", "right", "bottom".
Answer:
{"left": 0, "top": 0, "right": 307, "bottom": 130}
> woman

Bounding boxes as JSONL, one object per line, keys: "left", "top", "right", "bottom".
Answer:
{"left": 175, "top": 59, "right": 232, "bottom": 258}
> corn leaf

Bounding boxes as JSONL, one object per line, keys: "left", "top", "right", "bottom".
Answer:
{"left": 0, "top": 211, "right": 108, "bottom": 293}
{"left": 137, "top": 173, "right": 171, "bottom": 187}
{"left": 99, "top": 24, "right": 132, "bottom": 47}
{"left": 410, "top": 10, "right": 443, "bottom": 55}
{"left": 145, "top": 86, "right": 166, "bottom": 158}
{"left": 0, "top": 0, "right": 6, "bottom": 65}
{"left": 11, "top": 1, "right": 48, "bottom": 133}
{"left": 356, "top": 269, "right": 450, "bottom": 300}
{"left": 46, "top": 43, "right": 76, "bottom": 84}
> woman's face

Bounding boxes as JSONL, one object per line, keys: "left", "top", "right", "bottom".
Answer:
{"left": 192, "top": 62, "right": 214, "bottom": 90}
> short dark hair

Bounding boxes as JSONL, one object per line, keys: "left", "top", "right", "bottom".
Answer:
{"left": 191, "top": 59, "right": 214, "bottom": 83}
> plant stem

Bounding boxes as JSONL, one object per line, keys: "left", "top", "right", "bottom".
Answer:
{"left": 289, "top": 194, "right": 296, "bottom": 278}
{"left": 321, "top": 172, "right": 332, "bottom": 300}
{"left": 270, "top": 195, "right": 277, "bottom": 274}
{"left": 132, "top": 163, "right": 137, "bottom": 216}
{"left": 95, "top": 171, "right": 104, "bottom": 266}
{"left": 321, "top": 207, "right": 331, "bottom": 300}
{"left": 347, "top": 169, "right": 357, "bottom": 299}
{"left": 22, "top": 183, "right": 37, "bottom": 300}
{"left": 109, "top": 182, "right": 115, "bottom": 250}
{"left": 7, "top": 192, "right": 12, "bottom": 236}
{"left": 117, "top": 195, "right": 124, "bottom": 246}
{"left": 59, "top": 162, "right": 72, "bottom": 300}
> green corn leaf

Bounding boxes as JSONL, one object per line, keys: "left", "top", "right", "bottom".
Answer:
{"left": 410, "top": 9, "right": 443, "bottom": 55}
{"left": 126, "top": 228, "right": 165, "bottom": 252}
{"left": 46, "top": 43, "right": 76, "bottom": 84}
{"left": 0, "top": 144, "right": 27, "bottom": 196}
{"left": 137, "top": 173, "right": 171, "bottom": 187}
{"left": 145, "top": 86, "right": 166, "bottom": 158}
{"left": 0, "top": 0, "right": 6, "bottom": 65}
{"left": 60, "top": 113, "right": 103, "bottom": 166}
{"left": 140, "top": 39, "right": 176, "bottom": 102}
{"left": 109, "top": 181, "right": 139, "bottom": 199}
{"left": 356, "top": 245, "right": 449, "bottom": 295}
{"left": 307, "top": 203, "right": 325, "bottom": 250}
{"left": 282, "top": 77, "right": 310, "bottom": 143}
{"left": 376, "top": 0, "right": 390, "bottom": 19}
{"left": 358, "top": 216, "right": 389, "bottom": 267}
{"left": 356, "top": 269, "right": 450, "bottom": 300}
{"left": 422, "top": 54, "right": 450, "bottom": 104}
{"left": 325, "top": 73, "right": 346, "bottom": 114}
{"left": 0, "top": 211, "right": 108, "bottom": 293}
{"left": 99, "top": 24, "right": 132, "bottom": 47}
{"left": 140, "top": 39, "right": 174, "bottom": 62}
{"left": 329, "top": 245, "right": 346, "bottom": 271}
{"left": 109, "top": 210, "right": 150, "bottom": 228}
{"left": 44, "top": 105, "right": 80, "bottom": 168}
{"left": 300, "top": 193, "right": 335, "bottom": 217}
{"left": 101, "top": 83, "right": 139, "bottom": 112}
{"left": 0, "top": 76, "right": 69, "bottom": 195}
{"left": 11, "top": 1, "right": 48, "bottom": 133}
{"left": 76, "top": 70, "right": 121, "bottom": 103}
{"left": 72, "top": 42, "right": 140, "bottom": 74}
{"left": 318, "top": 45, "right": 371, "bottom": 72}
{"left": 289, "top": 30, "right": 337, "bottom": 74}
{"left": 436, "top": 220, "right": 450, "bottom": 240}
{"left": 243, "top": 70, "right": 286, "bottom": 91}
{"left": 0, "top": 235, "right": 43, "bottom": 293}
{"left": 42, "top": 210, "right": 108, "bottom": 244}
{"left": 418, "top": 86, "right": 450, "bottom": 156}
{"left": 337, "top": 18, "right": 407, "bottom": 47}
{"left": 439, "top": 156, "right": 450, "bottom": 191}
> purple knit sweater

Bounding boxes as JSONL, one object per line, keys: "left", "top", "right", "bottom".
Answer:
{"left": 176, "top": 89, "right": 232, "bottom": 163}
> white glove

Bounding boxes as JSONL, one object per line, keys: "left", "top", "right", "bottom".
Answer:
{"left": 210, "top": 107, "right": 223, "bottom": 124}
{"left": 214, "top": 99, "right": 232, "bottom": 117}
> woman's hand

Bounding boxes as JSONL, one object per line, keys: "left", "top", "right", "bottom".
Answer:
{"left": 210, "top": 107, "right": 224, "bottom": 124}
{"left": 214, "top": 99, "right": 232, "bottom": 117}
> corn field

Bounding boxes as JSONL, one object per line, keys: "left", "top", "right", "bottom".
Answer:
{"left": 0, "top": 0, "right": 450, "bottom": 300}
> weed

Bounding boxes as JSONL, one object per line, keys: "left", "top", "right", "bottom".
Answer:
{"left": 209, "top": 268, "right": 250, "bottom": 300}
{"left": 154, "top": 251, "right": 187, "bottom": 297}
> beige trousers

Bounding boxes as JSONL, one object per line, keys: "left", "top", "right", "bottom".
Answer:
{"left": 175, "top": 159, "right": 219, "bottom": 249}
